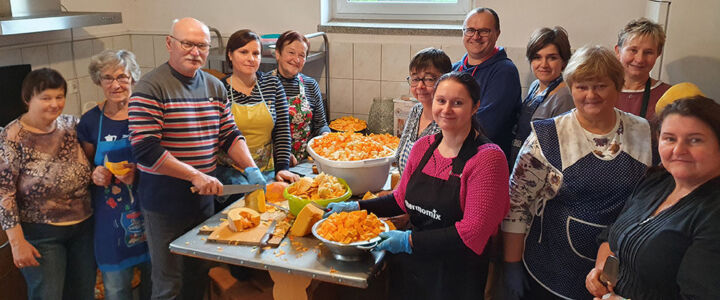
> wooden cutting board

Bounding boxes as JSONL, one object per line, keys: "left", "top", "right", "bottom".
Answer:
{"left": 207, "top": 220, "right": 284, "bottom": 247}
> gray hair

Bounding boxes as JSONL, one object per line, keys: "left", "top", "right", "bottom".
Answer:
{"left": 88, "top": 49, "right": 141, "bottom": 85}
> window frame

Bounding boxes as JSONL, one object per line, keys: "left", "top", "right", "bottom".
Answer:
{"left": 332, "top": 0, "right": 472, "bottom": 22}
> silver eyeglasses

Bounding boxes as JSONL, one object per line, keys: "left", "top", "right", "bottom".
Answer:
{"left": 169, "top": 35, "right": 211, "bottom": 52}
{"left": 406, "top": 76, "right": 437, "bottom": 87}
{"left": 100, "top": 74, "right": 131, "bottom": 84}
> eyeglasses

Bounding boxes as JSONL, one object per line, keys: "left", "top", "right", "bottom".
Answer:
{"left": 462, "top": 27, "right": 493, "bottom": 37}
{"left": 100, "top": 74, "right": 132, "bottom": 84}
{"left": 169, "top": 35, "right": 211, "bottom": 52}
{"left": 406, "top": 76, "right": 437, "bottom": 87}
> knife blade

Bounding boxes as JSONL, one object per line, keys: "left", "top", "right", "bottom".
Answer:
{"left": 259, "top": 220, "right": 277, "bottom": 247}
{"left": 265, "top": 202, "right": 290, "bottom": 213}
{"left": 190, "top": 184, "right": 262, "bottom": 195}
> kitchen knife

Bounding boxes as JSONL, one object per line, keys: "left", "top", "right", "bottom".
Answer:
{"left": 266, "top": 202, "right": 290, "bottom": 214}
{"left": 190, "top": 184, "right": 263, "bottom": 195}
{"left": 259, "top": 220, "right": 277, "bottom": 247}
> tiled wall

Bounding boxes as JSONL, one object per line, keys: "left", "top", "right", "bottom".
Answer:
{"left": 0, "top": 33, "right": 173, "bottom": 117}
{"left": 0, "top": 32, "right": 536, "bottom": 121}
{"left": 327, "top": 41, "right": 534, "bottom": 121}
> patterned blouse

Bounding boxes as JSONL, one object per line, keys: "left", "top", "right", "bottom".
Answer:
{"left": 502, "top": 109, "right": 652, "bottom": 234}
{"left": 395, "top": 102, "right": 440, "bottom": 174}
{"left": 0, "top": 115, "right": 92, "bottom": 230}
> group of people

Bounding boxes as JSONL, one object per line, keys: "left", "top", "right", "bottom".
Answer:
{"left": 329, "top": 7, "right": 720, "bottom": 300}
{"left": 1, "top": 7, "right": 718, "bottom": 300}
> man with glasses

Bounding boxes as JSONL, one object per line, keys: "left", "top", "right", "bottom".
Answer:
{"left": 128, "top": 17, "right": 262, "bottom": 299}
{"left": 453, "top": 7, "right": 521, "bottom": 160}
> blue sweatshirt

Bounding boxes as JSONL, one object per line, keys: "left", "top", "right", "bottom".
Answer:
{"left": 452, "top": 47, "right": 521, "bottom": 158}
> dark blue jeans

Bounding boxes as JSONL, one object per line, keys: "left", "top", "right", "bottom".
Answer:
{"left": 19, "top": 218, "right": 96, "bottom": 300}
{"left": 102, "top": 261, "right": 151, "bottom": 300}
{"left": 143, "top": 207, "right": 213, "bottom": 300}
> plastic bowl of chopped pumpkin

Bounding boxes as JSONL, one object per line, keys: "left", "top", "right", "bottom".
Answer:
{"left": 307, "top": 133, "right": 399, "bottom": 195}
{"left": 312, "top": 210, "right": 389, "bottom": 261}
{"left": 284, "top": 173, "right": 352, "bottom": 216}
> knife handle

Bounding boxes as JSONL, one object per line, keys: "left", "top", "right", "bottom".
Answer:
{"left": 259, "top": 232, "right": 271, "bottom": 247}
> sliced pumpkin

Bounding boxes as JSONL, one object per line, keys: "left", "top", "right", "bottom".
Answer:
{"left": 227, "top": 207, "right": 261, "bottom": 232}
{"left": 105, "top": 161, "right": 131, "bottom": 176}
{"left": 245, "top": 189, "right": 266, "bottom": 213}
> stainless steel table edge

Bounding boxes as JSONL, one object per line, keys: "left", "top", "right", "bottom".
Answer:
{"left": 169, "top": 240, "right": 383, "bottom": 288}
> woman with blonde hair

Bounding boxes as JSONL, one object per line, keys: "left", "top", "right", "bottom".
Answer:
{"left": 614, "top": 18, "right": 671, "bottom": 120}
{"left": 502, "top": 46, "right": 653, "bottom": 299}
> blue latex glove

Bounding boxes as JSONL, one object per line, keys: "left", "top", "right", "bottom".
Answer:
{"left": 503, "top": 261, "right": 529, "bottom": 300}
{"left": 244, "top": 167, "right": 267, "bottom": 188}
{"left": 324, "top": 201, "right": 359, "bottom": 218}
{"left": 375, "top": 230, "right": 412, "bottom": 254}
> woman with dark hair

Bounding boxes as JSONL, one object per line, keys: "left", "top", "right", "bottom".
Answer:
{"left": 0, "top": 68, "right": 94, "bottom": 299}
{"left": 271, "top": 30, "right": 330, "bottom": 165}
{"left": 502, "top": 46, "right": 653, "bottom": 300}
{"left": 395, "top": 47, "right": 452, "bottom": 175}
{"left": 217, "top": 29, "right": 298, "bottom": 206}
{"left": 510, "top": 26, "right": 574, "bottom": 164}
{"left": 325, "top": 72, "right": 510, "bottom": 299}
{"left": 586, "top": 96, "right": 720, "bottom": 300}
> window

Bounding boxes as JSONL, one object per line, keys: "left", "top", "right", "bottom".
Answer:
{"left": 332, "top": 0, "right": 472, "bottom": 22}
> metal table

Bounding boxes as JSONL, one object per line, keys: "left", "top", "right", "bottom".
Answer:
{"left": 169, "top": 162, "right": 387, "bottom": 299}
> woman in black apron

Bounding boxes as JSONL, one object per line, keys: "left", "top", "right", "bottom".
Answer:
{"left": 326, "top": 72, "right": 510, "bottom": 299}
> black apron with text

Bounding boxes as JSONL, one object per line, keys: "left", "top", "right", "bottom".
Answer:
{"left": 390, "top": 131, "right": 491, "bottom": 300}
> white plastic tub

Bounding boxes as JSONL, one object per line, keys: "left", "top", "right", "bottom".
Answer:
{"left": 307, "top": 136, "right": 394, "bottom": 195}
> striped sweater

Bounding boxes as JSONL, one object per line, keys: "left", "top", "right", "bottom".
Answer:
{"left": 275, "top": 72, "right": 330, "bottom": 137}
{"left": 129, "top": 63, "right": 243, "bottom": 215}
{"left": 129, "top": 63, "right": 242, "bottom": 174}
{"left": 221, "top": 71, "right": 291, "bottom": 171}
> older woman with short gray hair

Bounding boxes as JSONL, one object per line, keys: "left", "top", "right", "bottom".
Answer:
{"left": 78, "top": 49, "right": 151, "bottom": 300}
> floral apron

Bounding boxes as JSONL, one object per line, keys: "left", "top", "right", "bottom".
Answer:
{"left": 273, "top": 70, "right": 313, "bottom": 160}
{"left": 93, "top": 104, "right": 148, "bottom": 271}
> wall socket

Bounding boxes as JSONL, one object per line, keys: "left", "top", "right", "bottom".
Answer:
{"left": 67, "top": 79, "right": 79, "bottom": 94}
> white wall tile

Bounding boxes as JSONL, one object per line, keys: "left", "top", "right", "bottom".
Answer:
{"left": 21, "top": 46, "right": 50, "bottom": 70}
{"left": 353, "top": 114, "right": 369, "bottom": 121}
{"left": 0, "top": 48, "right": 22, "bottom": 67}
{"left": 73, "top": 39, "right": 93, "bottom": 78}
{"left": 329, "top": 42, "right": 352, "bottom": 79}
{"left": 131, "top": 35, "right": 155, "bottom": 68}
{"left": 78, "top": 76, "right": 99, "bottom": 104}
{"left": 93, "top": 37, "right": 113, "bottom": 55}
{"left": 153, "top": 35, "right": 169, "bottom": 67}
{"left": 353, "top": 43, "right": 381, "bottom": 80}
{"left": 329, "top": 112, "right": 351, "bottom": 121}
{"left": 352, "top": 80, "right": 380, "bottom": 115}
{"left": 48, "top": 43, "right": 75, "bottom": 79}
{"left": 381, "top": 43, "right": 411, "bottom": 81}
{"left": 410, "top": 44, "right": 439, "bottom": 57}
{"left": 440, "top": 44, "right": 466, "bottom": 63}
{"left": 329, "top": 78, "right": 353, "bottom": 114}
{"left": 64, "top": 93, "right": 82, "bottom": 117}
{"left": 113, "top": 35, "right": 132, "bottom": 51}
{"left": 381, "top": 81, "right": 410, "bottom": 99}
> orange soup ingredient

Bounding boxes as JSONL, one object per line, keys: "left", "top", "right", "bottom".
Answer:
{"left": 311, "top": 132, "right": 399, "bottom": 161}
{"left": 329, "top": 116, "right": 367, "bottom": 132}
{"left": 316, "top": 210, "right": 385, "bottom": 244}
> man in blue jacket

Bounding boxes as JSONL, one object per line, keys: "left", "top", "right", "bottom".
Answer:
{"left": 453, "top": 7, "right": 521, "bottom": 159}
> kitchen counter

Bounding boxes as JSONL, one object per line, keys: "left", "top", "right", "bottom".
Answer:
{"left": 169, "top": 162, "right": 388, "bottom": 299}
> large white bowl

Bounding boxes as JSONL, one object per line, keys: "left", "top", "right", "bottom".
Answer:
{"left": 307, "top": 135, "right": 394, "bottom": 195}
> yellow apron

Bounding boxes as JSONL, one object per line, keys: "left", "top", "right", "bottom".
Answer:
{"left": 229, "top": 79, "right": 275, "bottom": 171}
